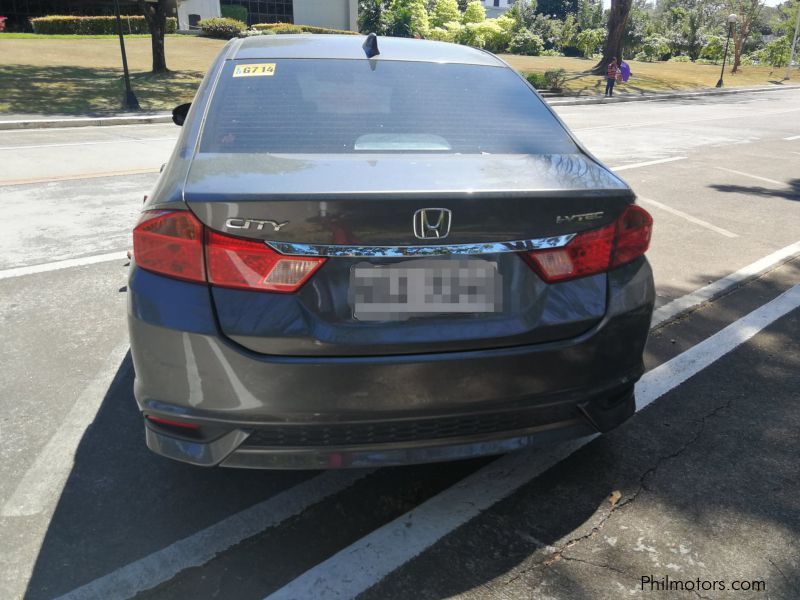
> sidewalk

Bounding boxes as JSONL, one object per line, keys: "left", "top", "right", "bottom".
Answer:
{"left": 1, "top": 84, "right": 798, "bottom": 130}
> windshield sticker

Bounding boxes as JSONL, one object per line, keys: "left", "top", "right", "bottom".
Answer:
{"left": 233, "top": 63, "right": 276, "bottom": 78}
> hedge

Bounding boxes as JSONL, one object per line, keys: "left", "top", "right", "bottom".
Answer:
{"left": 252, "top": 22, "right": 357, "bottom": 35}
{"left": 221, "top": 4, "right": 248, "bottom": 24}
{"left": 31, "top": 15, "right": 177, "bottom": 35}
{"left": 198, "top": 17, "right": 247, "bottom": 39}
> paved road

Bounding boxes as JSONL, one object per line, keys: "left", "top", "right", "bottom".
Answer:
{"left": 0, "top": 89, "right": 799, "bottom": 600}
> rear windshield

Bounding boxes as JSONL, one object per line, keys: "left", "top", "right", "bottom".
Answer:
{"left": 200, "top": 59, "right": 577, "bottom": 155}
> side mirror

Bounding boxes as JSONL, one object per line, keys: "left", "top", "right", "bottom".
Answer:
{"left": 172, "top": 103, "right": 191, "bottom": 126}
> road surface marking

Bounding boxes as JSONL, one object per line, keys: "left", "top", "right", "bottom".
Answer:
{"left": 1, "top": 343, "right": 132, "bottom": 518}
{"left": 651, "top": 240, "right": 800, "bottom": 327}
{"left": 715, "top": 167, "right": 786, "bottom": 187}
{"left": 573, "top": 107, "right": 800, "bottom": 132}
{"left": 55, "top": 471, "right": 372, "bottom": 600}
{"left": 638, "top": 197, "right": 738, "bottom": 238}
{"left": 0, "top": 137, "right": 175, "bottom": 151}
{"left": 16, "top": 246, "right": 799, "bottom": 597}
{"left": 0, "top": 251, "right": 128, "bottom": 281}
{"left": 784, "top": 134, "right": 800, "bottom": 140}
{"left": 264, "top": 285, "right": 800, "bottom": 600}
{"left": 0, "top": 168, "right": 160, "bottom": 187}
{"left": 611, "top": 157, "right": 687, "bottom": 171}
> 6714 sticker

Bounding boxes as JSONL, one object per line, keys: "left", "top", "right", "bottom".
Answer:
{"left": 233, "top": 63, "right": 276, "bottom": 77}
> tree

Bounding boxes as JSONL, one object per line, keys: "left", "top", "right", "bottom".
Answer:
{"left": 431, "top": 0, "right": 462, "bottom": 27}
{"left": 536, "top": 0, "right": 580, "bottom": 20}
{"left": 359, "top": 0, "right": 389, "bottom": 34}
{"left": 725, "top": 0, "right": 766, "bottom": 72}
{"left": 592, "top": 0, "right": 633, "bottom": 74}
{"left": 577, "top": 27, "right": 606, "bottom": 57}
{"left": 138, "top": 0, "right": 169, "bottom": 73}
{"left": 462, "top": 1, "right": 486, "bottom": 24}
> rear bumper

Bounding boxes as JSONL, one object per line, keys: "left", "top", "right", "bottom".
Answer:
{"left": 128, "top": 258, "right": 654, "bottom": 468}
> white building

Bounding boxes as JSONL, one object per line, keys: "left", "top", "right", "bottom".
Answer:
{"left": 176, "top": 0, "right": 221, "bottom": 30}
{"left": 482, "top": 0, "right": 515, "bottom": 18}
{"left": 177, "top": 1, "right": 358, "bottom": 32}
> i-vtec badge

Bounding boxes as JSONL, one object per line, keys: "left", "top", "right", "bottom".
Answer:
{"left": 225, "top": 218, "right": 289, "bottom": 232}
{"left": 555, "top": 211, "right": 604, "bottom": 224}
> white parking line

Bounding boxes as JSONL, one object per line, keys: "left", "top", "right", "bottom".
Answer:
{"left": 55, "top": 471, "right": 372, "bottom": 600}
{"left": 0, "top": 251, "right": 129, "bottom": 280}
{"left": 2, "top": 343, "right": 131, "bottom": 518}
{"left": 17, "top": 244, "right": 799, "bottom": 598}
{"left": 265, "top": 285, "right": 800, "bottom": 600}
{"left": 638, "top": 197, "right": 738, "bottom": 238}
{"left": 651, "top": 241, "right": 800, "bottom": 327}
{"left": 611, "top": 157, "right": 687, "bottom": 171}
{"left": 0, "top": 168, "right": 160, "bottom": 187}
{"left": 784, "top": 135, "right": 800, "bottom": 141}
{"left": 715, "top": 167, "right": 787, "bottom": 187}
{"left": 0, "top": 137, "right": 176, "bottom": 151}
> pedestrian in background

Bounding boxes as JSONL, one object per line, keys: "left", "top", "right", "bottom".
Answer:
{"left": 605, "top": 58, "right": 620, "bottom": 97}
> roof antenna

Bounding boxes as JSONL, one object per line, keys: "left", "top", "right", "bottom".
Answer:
{"left": 363, "top": 33, "right": 380, "bottom": 59}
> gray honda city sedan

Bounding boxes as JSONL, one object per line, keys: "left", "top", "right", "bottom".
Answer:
{"left": 128, "top": 34, "right": 654, "bottom": 469}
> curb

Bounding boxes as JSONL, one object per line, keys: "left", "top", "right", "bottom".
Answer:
{"left": 547, "top": 84, "right": 800, "bottom": 106}
{"left": 0, "top": 84, "right": 797, "bottom": 130}
{"left": 0, "top": 113, "right": 172, "bottom": 131}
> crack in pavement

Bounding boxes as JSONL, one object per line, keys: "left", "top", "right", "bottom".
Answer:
{"left": 503, "top": 395, "right": 737, "bottom": 589}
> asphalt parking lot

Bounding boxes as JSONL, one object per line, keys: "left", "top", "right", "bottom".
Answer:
{"left": 1, "top": 89, "right": 799, "bottom": 600}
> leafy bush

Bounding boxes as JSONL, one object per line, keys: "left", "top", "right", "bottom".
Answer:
{"left": 540, "top": 49, "right": 563, "bottom": 56}
{"left": 430, "top": 0, "right": 461, "bottom": 28}
{"left": 754, "top": 37, "right": 791, "bottom": 67}
{"left": 221, "top": 4, "right": 248, "bottom": 24}
{"left": 544, "top": 68, "right": 567, "bottom": 91}
{"left": 199, "top": 17, "right": 246, "bottom": 39}
{"left": 635, "top": 35, "right": 671, "bottom": 62}
{"left": 525, "top": 72, "right": 548, "bottom": 89}
{"left": 252, "top": 22, "right": 356, "bottom": 35}
{"left": 575, "top": 28, "right": 604, "bottom": 58}
{"left": 31, "top": 15, "right": 176, "bottom": 35}
{"left": 699, "top": 35, "right": 724, "bottom": 63}
{"left": 462, "top": 1, "right": 485, "bottom": 24}
{"left": 509, "top": 30, "right": 544, "bottom": 56}
{"left": 669, "top": 55, "right": 691, "bottom": 62}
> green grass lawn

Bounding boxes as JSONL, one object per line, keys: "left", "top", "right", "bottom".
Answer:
{"left": 502, "top": 55, "right": 794, "bottom": 95}
{"left": 0, "top": 35, "right": 796, "bottom": 114}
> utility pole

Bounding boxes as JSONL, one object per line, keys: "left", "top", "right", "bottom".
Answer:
{"left": 786, "top": 1, "right": 800, "bottom": 80}
{"left": 115, "top": 0, "right": 140, "bottom": 110}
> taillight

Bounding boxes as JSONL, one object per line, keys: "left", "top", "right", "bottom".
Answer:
{"left": 524, "top": 204, "right": 652, "bottom": 283}
{"left": 206, "top": 230, "right": 325, "bottom": 292}
{"left": 133, "top": 210, "right": 326, "bottom": 292}
{"left": 133, "top": 210, "right": 205, "bottom": 283}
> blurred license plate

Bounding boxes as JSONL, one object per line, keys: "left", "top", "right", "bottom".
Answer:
{"left": 349, "top": 259, "right": 502, "bottom": 321}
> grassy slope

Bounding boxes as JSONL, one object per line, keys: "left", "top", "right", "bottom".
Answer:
{"left": 501, "top": 55, "right": 793, "bottom": 95}
{"left": 0, "top": 36, "right": 225, "bottom": 114}
{"left": 0, "top": 36, "right": 795, "bottom": 114}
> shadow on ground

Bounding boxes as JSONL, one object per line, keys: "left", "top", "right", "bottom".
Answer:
{"left": 23, "top": 267, "right": 800, "bottom": 599}
{"left": 0, "top": 65, "right": 202, "bottom": 115}
{"left": 709, "top": 178, "right": 800, "bottom": 202}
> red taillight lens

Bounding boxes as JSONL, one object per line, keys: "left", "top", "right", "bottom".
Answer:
{"left": 611, "top": 204, "right": 653, "bottom": 267}
{"left": 133, "top": 210, "right": 205, "bottom": 283}
{"left": 524, "top": 204, "right": 652, "bottom": 283}
{"left": 206, "top": 230, "right": 325, "bottom": 292}
{"left": 145, "top": 415, "right": 201, "bottom": 430}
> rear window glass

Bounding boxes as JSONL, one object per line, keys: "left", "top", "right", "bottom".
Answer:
{"left": 200, "top": 59, "right": 577, "bottom": 155}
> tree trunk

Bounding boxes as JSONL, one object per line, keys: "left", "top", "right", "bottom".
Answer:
{"left": 139, "top": 0, "right": 168, "bottom": 73}
{"left": 731, "top": 31, "right": 744, "bottom": 73}
{"left": 591, "top": 0, "right": 632, "bottom": 75}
